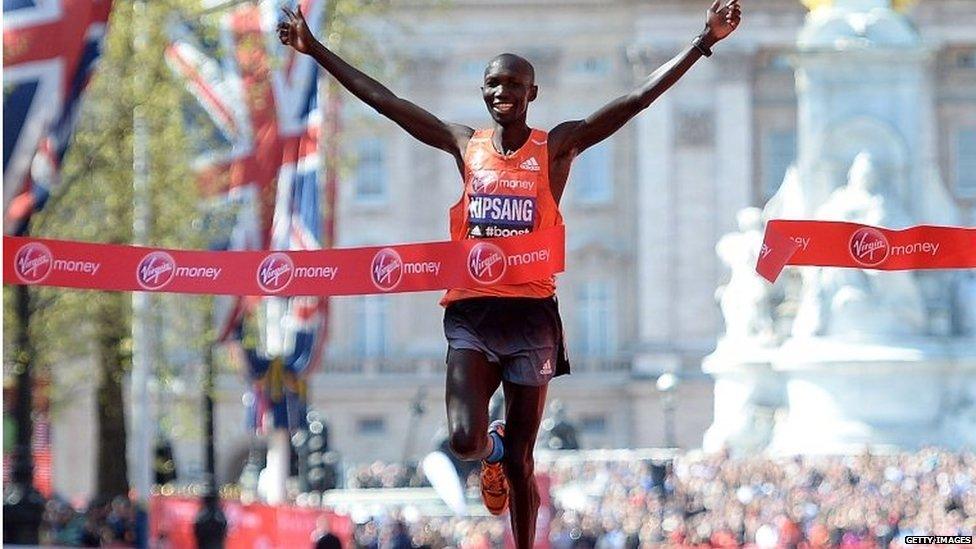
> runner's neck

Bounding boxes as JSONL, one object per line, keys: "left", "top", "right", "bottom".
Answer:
{"left": 490, "top": 123, "right": 532, "bottom": 156}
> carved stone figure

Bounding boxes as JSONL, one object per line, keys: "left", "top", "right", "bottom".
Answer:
{"left": 793, "top": 152, "right": 925, "bottom": 337}
{"left": 716, "top": 207, "right": 774, "bottom": 342}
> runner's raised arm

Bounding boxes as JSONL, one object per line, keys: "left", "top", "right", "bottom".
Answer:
{"left": 277, "top": 7, "right": 472, "bottom": 168}
{"left": 548, "top": 0, "right": 742, "bottom": 160}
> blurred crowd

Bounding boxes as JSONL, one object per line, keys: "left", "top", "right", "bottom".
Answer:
{"left": 40, "top": 495, "right": 138, "bottom": 547}
{"left": 347, "top": 461, "right": 431, "bottom": 490}
{"left": 541, "top": 447, "right": 974, "bottom": 548}
{"left": 345, "top": 448, "right": 975, "bottom": 549}
{"left": 349, "top": 516, "right": 505, "bottom": 549}
{"left": 33, "top": 448, "right": 975, "bottom": 548}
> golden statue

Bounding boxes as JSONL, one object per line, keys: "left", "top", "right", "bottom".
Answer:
{"left": 801, "top": 0, "right": 916, "bottom": 12}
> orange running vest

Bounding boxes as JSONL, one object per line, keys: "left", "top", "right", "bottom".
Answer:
{"left": 441, "top": 128, "right": 564, "bottom": 305}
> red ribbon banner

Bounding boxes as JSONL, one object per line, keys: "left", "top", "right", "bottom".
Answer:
{"left": 756, "top": 220, "right": 976, "bottom": 283}
{"left": 3, "top": 226, "right": 564, "bottom": 296}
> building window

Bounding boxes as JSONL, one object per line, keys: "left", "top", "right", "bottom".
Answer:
{"left": 460, "top": 60, "right": 486, "bottom": 79}
{"left": 571, "top": 140, "right": 613, "bottom": 204}
{"left": 675, "top": 110, "right": 715, "bottom": 148}
{"left": 956, "top": 128, "right": 976, "bottom": 199}
{"left": 354, "top": 137, "right": 387, "bottom": 202}
{"left": 580, "top": 414, "right": 607, "bottom": 434}
{"left": 762, "top": 129, "right": 796, "bottom": 200}
{"left": 356, "top": 417, "right": 386, "bottom": 435}
{"left": 576, "top": 279, "right": 616, "bottom": 356}
{"left": 354, "top": 295, "right": 389, "bottom": 358}
{"left": 954, "top": 49, "right": 976, "bottom": 69}
{"left": 571, "top": 56, "right": 610, "bottom": 76}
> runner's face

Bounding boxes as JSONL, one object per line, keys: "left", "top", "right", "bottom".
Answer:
{"left": 482, "top": 60, "right": 536, "bottom": 125}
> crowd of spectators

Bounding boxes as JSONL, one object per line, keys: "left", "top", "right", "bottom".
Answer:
{"left": 541, "top": 448, "right": 974, "bottom": 548}
{"left": 347, "top": 461, "right": 431, "bottom": 490}
{"left": 33, "top": 447, "right": 975, "bottom": 548}
{"left": 39, "top": 495, "right": 138, "bottom": 547}
{"left": 345, "top": 448, "right": 975, "bottom": 548}
{"left": 350, "top": 516, "right": 505, "bottom": 549}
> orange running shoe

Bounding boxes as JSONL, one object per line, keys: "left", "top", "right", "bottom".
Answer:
{"left": 480, "top": 420, "right": 508, "bottom": 515}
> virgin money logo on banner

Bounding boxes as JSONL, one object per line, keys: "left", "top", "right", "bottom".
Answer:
{"left": 137, "top": 252, "right": 177, "bottom": 290}
{"left": 257, "top": 253, "right": 294, "bottom": 293}
{"left": 468, "top": 242, "right": 506, "bottom": 285}
{"left": 849, "top": 227, "right": 889, "bottom": 267}
{"left": 14, "top": 243, "right": 53, "bottom": 284}
{"left": 371, "top": 248, "right": 403, "bottom": 291}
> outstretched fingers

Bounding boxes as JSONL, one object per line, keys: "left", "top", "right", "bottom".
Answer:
{"left": 726, "top": 0, "right": 742, "bottom": 27}
{"left": 278, "top": 6, "right": 301, "bottom": 45}
{"left": 281, "top": 5, "right": 305, "bottom": 22}
{"left": 276, "top": 14, "right": 290, "bottom": 44}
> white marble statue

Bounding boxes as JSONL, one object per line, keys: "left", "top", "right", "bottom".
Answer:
{"left": 763, "top": 165, "right": 807, "bottom": 221}
{"left": 716, "top": 207, "right": 775, "bottom": 343}
{"left": 792, "top": 152, "right": 926, "bottom": 338}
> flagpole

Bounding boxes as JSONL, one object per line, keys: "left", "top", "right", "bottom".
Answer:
{"left": 130, "top": 0, "right": 155, "bottom": 539}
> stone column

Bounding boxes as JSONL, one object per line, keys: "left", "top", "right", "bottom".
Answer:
{"left": 713, "top": 51, "right": 754, "bottom": 235}
{"left": 629, "top": 47, "right": 676, "bottom": 364}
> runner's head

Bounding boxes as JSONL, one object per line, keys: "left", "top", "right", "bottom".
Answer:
{"left": 482, "top": 53, "right": 537, "bottom": 126}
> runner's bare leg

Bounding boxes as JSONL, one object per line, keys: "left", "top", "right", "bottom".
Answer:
{"left": 502, "top": 379, "right": 548, "bottom": 548}
{"left": 445, "top": 349, "right": 503, "bottom": 460}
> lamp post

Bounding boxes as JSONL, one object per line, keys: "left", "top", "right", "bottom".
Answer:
{"left": 2, "top": 285, "right": 45, "bottom": 544}
{"left": 656, "top": 373, "right": 680, "bottom": 448}
{"left": 194, "top": 343, "right": 226, "bottom": 548}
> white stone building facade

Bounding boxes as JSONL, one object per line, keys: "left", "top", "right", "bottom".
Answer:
{"left": 204, "top": 0, "right": 970, "bottom": 475}
{"left": 45, "top": 0, "right": 976, "bottom": 497}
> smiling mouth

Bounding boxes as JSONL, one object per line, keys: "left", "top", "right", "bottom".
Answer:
{"left": 493, "top": 102, "right": 515, "bottom": 113}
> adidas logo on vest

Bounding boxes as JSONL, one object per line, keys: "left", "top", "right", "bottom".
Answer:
{"left": 519, "top": 157, "right": 541, "bottom": 171}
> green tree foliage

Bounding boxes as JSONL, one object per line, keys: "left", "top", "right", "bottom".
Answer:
{"left": 6, "top": 0, "right": 215, "bottom": 499}
{"left": 3, "top": 0, "right": 387, "bottom": 499}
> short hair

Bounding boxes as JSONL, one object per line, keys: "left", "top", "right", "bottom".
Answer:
{"left": 484, "top": 53, "right": 535, "bottom": 85}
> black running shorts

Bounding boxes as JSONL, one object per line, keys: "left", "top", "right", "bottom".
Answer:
{"left": 443, "top": 296, "right": 571, "bottom": 386}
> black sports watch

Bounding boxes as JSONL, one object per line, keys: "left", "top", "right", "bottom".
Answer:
{"left": 692, "top": 35, "right": 713, "bottom": 58}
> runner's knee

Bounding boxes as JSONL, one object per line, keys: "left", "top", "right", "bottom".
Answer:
{"left": 449, "top": 428, "right": 488, "bottom": 460}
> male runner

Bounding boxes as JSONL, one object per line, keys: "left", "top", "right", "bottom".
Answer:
{"left": 278, "top": 2, "right": 741, "bottom": 545}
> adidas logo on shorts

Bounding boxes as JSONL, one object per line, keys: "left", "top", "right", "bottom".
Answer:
{"left": 540, "top": 359, "right": 553, "bottom": 375}
{"left": 519, "top": 157, "right": 541, "bottom": 171}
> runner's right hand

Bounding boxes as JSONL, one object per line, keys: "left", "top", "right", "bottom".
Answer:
{"left": 704, "top": 0, "right": 742, "bottom": 43}
{"left": 277, "top": 6, "right": 316, "bottom": 54}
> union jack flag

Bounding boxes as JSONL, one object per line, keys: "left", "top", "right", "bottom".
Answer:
{"left": 167, "top": 0, "right": 329, "bottom": 432}
{"left": 3, "top": 0, "right": 114, "bottom": 236}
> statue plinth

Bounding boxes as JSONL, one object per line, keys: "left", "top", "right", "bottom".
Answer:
{"left": 701, "top": 341, "right": 785, "bottom": 454}
{"left": 768, "top": 336, "right": 976, "bottom": 454}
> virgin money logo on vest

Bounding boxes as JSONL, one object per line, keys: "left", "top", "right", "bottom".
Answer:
{"left": 471, "top": 170, "right": 499, "bottom": 194}
{"left": 468, "top": 242, "right": 507, "bottom": 285}
{"left": 849, "top": 227, "right": 889, "bottom": 267}
{"left": 137, "top": 252, "right": 177, "bottom": 290}
{"left": 14, "top": 243, "right": 53, "bottom": 284}
{"left": 257, "top": 253, "right": 294, "bottom": 293}
{"left": 371, "top": 248, "right": 403, "bottom": 291}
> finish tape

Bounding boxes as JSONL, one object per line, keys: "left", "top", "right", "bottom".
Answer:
{"left": 756, "top": 220, "right": 975, "bottom": 283}
{"left": 3, "top": 226, "right": 564, "bottom": 296}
